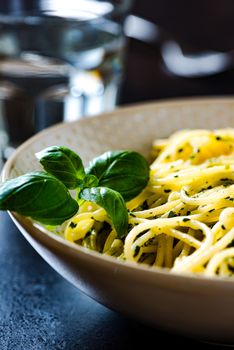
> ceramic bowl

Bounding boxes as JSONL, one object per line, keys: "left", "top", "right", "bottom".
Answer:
{"left": 2, "top": 97, "right": 234, "bottom": 345}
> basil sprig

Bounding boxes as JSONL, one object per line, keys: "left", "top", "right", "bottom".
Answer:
{"left": 0, "top": 146, "right": 150, "bottom": 237}
{"left": 36, "top": 146, "right": 85, "bottom": 189}
{"left": 80, "top": 187, "right": 128, "bottom": 238}
{"left": 86, "top": 150, "right": 150, "bottom": 201}
{"left": 0, "top": 172, "right": 78, "bottom": 225}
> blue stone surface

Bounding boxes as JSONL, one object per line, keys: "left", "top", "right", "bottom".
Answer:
{"left": 0, "top": 212, "right": 208, "bottom": 349}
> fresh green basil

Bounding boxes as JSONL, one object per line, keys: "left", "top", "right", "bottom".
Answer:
{"left": 80, "top": 186, "right": 128, "bottom": 237}
{"left": 86, "top": 150, "right": 149, "bottom": 201}
{"left": 82, "top": 174, "right": 99, "bottom": 188}
{"left": 0, "top": 172, "right": 78, "bottom": 225}
{"left": 36, "top": 146, "right": 85, "bottom": 189}
{"left": 0, "top": 146, "right": 150, "bottom": 238}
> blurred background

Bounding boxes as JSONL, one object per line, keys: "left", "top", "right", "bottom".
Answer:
{"left": 1, "top": 0, "right": 234, "bottom": 166}
{"left": 121, "top": 0, "right": 234, "bottom": 104}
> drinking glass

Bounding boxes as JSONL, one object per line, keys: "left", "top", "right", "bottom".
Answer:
{"left": 0, "top": 0, "right": 132, "bottom": 163}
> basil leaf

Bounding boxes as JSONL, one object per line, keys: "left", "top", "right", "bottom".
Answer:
{"left": 82, "top": 174, "right": 99, "bottom": 188}
{"left": 80, "top": 186, "right": 128, "bottom": 238}
{"left": 36, "top": 146, "right": 85, "bottom": 189}
{"left": 0, "top": 172, "right": 78, "bottom": 225}
{"left": 86, "top": 151, "right": 149, "bottom": 201}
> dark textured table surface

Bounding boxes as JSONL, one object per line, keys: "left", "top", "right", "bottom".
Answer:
{"left": 0, "top": 212, "right": 221, "bottom": 349}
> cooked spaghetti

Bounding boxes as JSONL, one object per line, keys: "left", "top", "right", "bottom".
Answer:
{"left": 63, "top": 128, "right": 234, "bottom": 277}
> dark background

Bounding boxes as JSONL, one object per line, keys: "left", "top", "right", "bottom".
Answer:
{"left": 121, "top": 0, "right": 234, "bottom": 105}
{"left": 1, "top": 1, "right": 233, "bottom": 349}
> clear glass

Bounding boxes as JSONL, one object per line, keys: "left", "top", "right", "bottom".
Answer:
{"left": 0, "top": 0, "right": 132, "bottom": 161}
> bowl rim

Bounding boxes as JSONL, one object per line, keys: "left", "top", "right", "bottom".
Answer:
{"left": 3, "top": 96, "right": 234, "bottom": 287}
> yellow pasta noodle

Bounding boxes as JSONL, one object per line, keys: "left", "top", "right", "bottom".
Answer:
{"left": 63, "top": 128, "right": 234, "bottom": 277}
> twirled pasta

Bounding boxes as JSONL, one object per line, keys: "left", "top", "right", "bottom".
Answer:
{"left": 62, "top": 128, "right": 234, "bottom": 277}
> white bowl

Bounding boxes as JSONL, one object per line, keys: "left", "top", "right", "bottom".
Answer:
{"left": 2, "top": 97, "right": 234, "bottom": 345}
